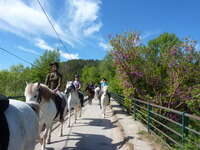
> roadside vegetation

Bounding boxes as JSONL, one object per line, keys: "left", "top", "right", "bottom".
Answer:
{"left": 1, "top": 31, "right": 199, "bottom": 149}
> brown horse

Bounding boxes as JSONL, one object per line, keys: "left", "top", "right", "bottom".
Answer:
{"left": 85, "top": 84, "right": 95, "bottom": 105}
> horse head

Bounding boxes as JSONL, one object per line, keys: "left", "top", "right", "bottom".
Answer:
{"left": 65, "top": 81, "right": 75, "bottom": 94}
{"left": 25, "top": 82, "right": 53, "bottom": 104}
{"left": 25, "top": 82, "right": 41, "bottom": 103}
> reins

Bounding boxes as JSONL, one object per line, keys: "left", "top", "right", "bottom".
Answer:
{"left": 37, "top": 87, "right": 42, "bottom": 103}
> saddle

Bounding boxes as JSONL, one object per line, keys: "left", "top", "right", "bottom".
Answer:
{"left": 52, "top": 94, "right": 66, "bottom": 122}
{"left": 0, "top": 94, "right": 9, "bottom": 112}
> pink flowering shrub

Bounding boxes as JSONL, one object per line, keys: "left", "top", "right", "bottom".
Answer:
{"left": 110, "top": 32, "right": 200, "bottom": 115}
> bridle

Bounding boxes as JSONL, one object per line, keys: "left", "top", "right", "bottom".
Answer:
{"left": 37, "top": 87, "right": 42, "bottom": 104}
{"left": 65, "top": 83, "right": 75, "bottom": 95}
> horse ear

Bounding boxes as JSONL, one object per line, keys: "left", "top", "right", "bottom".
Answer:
{"left": 25, "top": 81, "right": 28, "bottom": 85}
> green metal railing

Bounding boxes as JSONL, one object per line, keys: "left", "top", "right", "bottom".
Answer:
{"left": 111, "top": 93, "right": 200, "bottom": 149}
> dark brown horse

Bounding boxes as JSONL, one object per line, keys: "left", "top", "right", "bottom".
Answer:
{"left": 85, "top": 84, "right": 95, "bottom": 105}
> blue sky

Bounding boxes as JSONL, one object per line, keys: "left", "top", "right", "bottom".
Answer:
{"left": 0, "top": 0, "right": 200, "bottom": 69}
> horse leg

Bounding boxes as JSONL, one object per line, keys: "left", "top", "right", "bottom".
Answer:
{"left": 79, "top": 104, "right": 82, "bottom": 118}
{"left": 104, "top": 105, "right": 106, "bottom": 118}
{"left": 60, "top": 122, "right": 63, "bottom": 137}
{"left": 88, "top": 97, "right": 92, "bottom": 105}
{"left": 42, "top": 128, "right": 48, "bottom": 150}
{"left": 68, "top": 109, "right": 71, "bottom": 127}
{"left": 74, "top": 106, "right": 77, "bottom": 123}
{"left": 99, "top": 98, "right": 102, "bottom": 109}
{"left": 101, "top": 100, "right": 104, "bottom": 117}
{"left": 38, "top": 123, "right": 44, "bottom": 144}
{"left": 60, "top": 107, "right": 67, "bottom": 136}
{"left": 47, "top": 124, "right": 53, "bottom": 144}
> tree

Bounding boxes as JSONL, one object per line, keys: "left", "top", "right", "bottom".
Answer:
{"left": 81, "top": 66, "right": 100, "bottom": 88}
{"left": 111, "top": 31, "right": 200, "bottom": 113}
{"left": 31, "top": 50, "right": 60, "bottom": 83}
{"left": 59, "top": 59, "right": 100, "bottom": 90}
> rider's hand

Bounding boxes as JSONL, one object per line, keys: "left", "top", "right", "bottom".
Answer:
{"left": 53, "top": 88, "right": 58, "bottom": 93}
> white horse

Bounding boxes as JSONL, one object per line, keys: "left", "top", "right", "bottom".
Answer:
{"left": 94, "top": 86, "right": 101, "bottom": 106}
{"left": 25, "top": 82, "right": 67, "bottom": 150}
{"left": 65, "top": 81, "right": 82, "bottom": 127}
{"left": 100, "top": 86, "right": 110, "bottom": 118}
{"left": 0, "top": 98, "right": 39, "bottom": 150}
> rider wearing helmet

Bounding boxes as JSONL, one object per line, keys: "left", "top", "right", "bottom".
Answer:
{"left": 73, "top": 74, "right": 81, "bottom": 90}
{"left": 45, "top": 62, "right": 65, "bottom": 122}
{"left": 45, "top": 62, "right": 62, "bottom": 92}
{"left": 73, "top": 74, "right": 84, "bottom": 107}
{"left": 100, "top": 78, "right": 111, "bottom": 104}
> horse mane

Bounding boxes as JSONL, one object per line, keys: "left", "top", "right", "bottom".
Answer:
{"left": 39, "top": 84, "right": 54, "bottom": 101}
{"left": 67, "top": 81, "right": 75, "bottom": 90}
{"left": 26, "top": 83, "right": 54, "bottom": 102}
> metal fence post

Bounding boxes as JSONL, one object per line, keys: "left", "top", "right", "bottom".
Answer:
{"left": 133, "top": 99, "right": 136, "bottom": 120}
{"left": 147, "top": 102, "right": 152, "bottom": 133}
{"left": 181, "top": 112, "right": 186, "bottom": 147}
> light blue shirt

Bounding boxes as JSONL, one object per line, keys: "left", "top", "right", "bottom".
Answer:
{"left": 101, "top": 82, "right": 108, "bottom": 88}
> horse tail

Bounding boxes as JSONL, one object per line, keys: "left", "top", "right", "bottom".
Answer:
{"left": 0, "top": 95, "right": 10, "bottom": 150}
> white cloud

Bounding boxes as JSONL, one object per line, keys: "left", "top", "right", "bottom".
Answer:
{"left": 60, "top": 51, "right": 79, "bottom": 60}
{"left": 35, "top": 38, "right": 54, "bottom": 50}
{"left": 0, "top": 0, "right": 53, "bottom": 36}
{"left": 35, "top": 38, "right": 79, "bottom": 60}
{"left": 83, "top": 23, "right": 102, "bottom": 36}
{"left": 99, "top": 41, "right": 112, "bottom": 51}
{"left": 0, "top": 0, "right": 102, "bottom": 48}
{"left": 67, "top": 0, "right": 102, "bottom": 38}
{"left": 141, "top": 30, "right": 161, "bottom": 40}
{"left": 0, "top": 0, "right": 76, "bottom": 47}
{"left": 18, "top": 46, "right": 40, "bottom": 55}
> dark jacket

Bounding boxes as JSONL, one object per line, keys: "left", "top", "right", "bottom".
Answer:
{"left": 45, "top": 72, "right": 62, "bottom": 90}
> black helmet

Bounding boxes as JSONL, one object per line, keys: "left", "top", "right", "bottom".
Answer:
{"left": 50, "top": 62, "right": 59, "bottom": 69}
{"left": 75, "top": 74, "right": 80, "bottom": 78}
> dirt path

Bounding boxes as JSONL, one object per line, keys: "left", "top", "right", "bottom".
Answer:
{"left": 35, "top": 99, "right": 128, "bottom": 150}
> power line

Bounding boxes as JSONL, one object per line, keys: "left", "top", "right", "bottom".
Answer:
{"left": 36, "top": 0, "right": 70, "bottom": 54}
{"left": 0, "top": 47, "right": 34, "bottom": 66}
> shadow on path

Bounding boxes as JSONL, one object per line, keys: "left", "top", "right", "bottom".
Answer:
{"left": 75, "top": 118, "right": 117, "bottom": 130}
{"left": 62, "top": 132, "right": 134, "bottom": 150}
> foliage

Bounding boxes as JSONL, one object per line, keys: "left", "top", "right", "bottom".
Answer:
{"left": 31, "top": 50, "right": 60, "bottom": 83}
{"left": 0, "top": 65, "right": 31, "bottom": 97}
{"left": 80, "top": 54, "right": 123, "bottom": 93}
{"left": 173, "top": 134, "right": 200, "bottom": 150}
{"left": 110, "top": 32, "right": 200, "bottom": 115}
{"left": 81, "top": 66, "right": 100, "bottom": 87}
{"left": 60, "top": 59, "right": 99, "bottom": 90}
{"left": 0, "top": 50, "right": 60, "bottom": 97}
{"left": 0, "top": 51, "right": 101, "bottom": 95}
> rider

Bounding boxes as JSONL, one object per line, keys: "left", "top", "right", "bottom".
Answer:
{"left": 45, "top": 62, "right": 62, "bottom": 92}
{"left": 100, "top": 78, "right": 111, "bottom": 104}
{"left": 73, "top": 74, "right": 84, "bottom": 107}
{"left": 45, "top": 62, "right": 65, "bottom": 122}
{"left": 100, "top": 78, "right": 108, "bottom": 88}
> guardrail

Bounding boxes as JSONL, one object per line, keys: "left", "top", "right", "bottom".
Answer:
{"left": 7, "top": 96, "right": 25, "bottom": 99}
{"left": 111, "top": 93, "right": 200, "bottom": 149}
